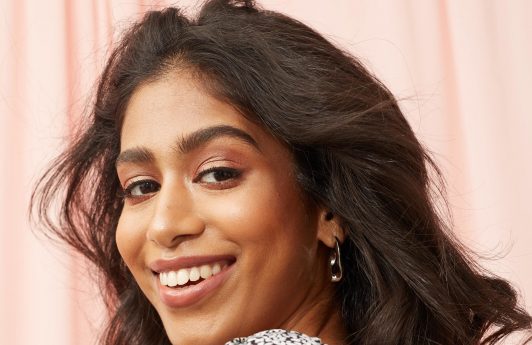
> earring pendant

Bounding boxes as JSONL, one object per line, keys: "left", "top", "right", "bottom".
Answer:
{"left": 330, "top": 237, "right": 343, "bottom": 282}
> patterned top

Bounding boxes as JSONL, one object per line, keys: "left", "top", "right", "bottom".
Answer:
{"left": 226, "top": 329, "right": 325, "bottom": 345}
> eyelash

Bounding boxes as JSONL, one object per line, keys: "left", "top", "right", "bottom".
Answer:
{"left": 121, "top": 179, "right": 160, "bottom": 201}
{"left": 192, "top": 166, "right": 241, "bottom": 185}
{"left": 120, "top": 166, "right": 242, "bottom": 201}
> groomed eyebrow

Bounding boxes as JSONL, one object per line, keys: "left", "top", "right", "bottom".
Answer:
{"left": 115, "top": 125, "right": 260, "bottom": 167}
{"left": 175, "top": 124, "right": 259, "bottom": 154}
{"left": 115, "top": 147, "right": 154, "bottom": 167}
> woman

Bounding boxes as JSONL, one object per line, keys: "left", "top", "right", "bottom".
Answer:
{"left": 32, "top": 1, "right": 531, "bottom": 344}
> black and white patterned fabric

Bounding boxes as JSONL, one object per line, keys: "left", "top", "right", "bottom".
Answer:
{"left": 226, "top": 329, "right": 325, "bottom": 345}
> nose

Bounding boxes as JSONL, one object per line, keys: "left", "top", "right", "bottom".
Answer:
{"left": 146, "top": 180, "right": 205, "bottom": 248}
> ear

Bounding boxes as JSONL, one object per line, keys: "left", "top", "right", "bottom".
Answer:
{"left": 316, "top": 208, "right": 345, "bottom": 249}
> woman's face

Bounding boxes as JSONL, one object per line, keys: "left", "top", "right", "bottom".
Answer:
{"left": 116, "top": 72, "right": 331, "bottom": 344}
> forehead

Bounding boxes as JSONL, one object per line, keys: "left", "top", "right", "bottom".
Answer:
{"left": 121, "top": 72, "right": 257, "bottom": 149}
{"left": 119, "top": 71, "right": 293, "bottom": 167}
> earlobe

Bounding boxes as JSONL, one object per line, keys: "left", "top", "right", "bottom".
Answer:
{"left": 316, "top": 209, "right": 345, "bottom": 248}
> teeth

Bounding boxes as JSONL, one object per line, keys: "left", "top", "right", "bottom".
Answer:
{"left": 158, "top": 261, "right": 227, "bottom": 287}
{"left": 160, "top": 272, "right": 168, "bottom": 286}
{"left": 200, "top": 264, "right": 212, "bottom": 279}
{"left": 176, "top": 269, "right": 189, "bottom": 285}
{"left": 189, "top": 267, "right": 200, "bottom": 282}
{"left": 167, "top": 271, "right": 178, "bottom": 287}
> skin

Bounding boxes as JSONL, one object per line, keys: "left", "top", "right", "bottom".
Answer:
{"left": 115, "top": 71, "right": 346, "bottom": 345}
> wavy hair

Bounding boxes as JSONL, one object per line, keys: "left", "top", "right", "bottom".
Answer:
{"left": 31, "top": 1, "right": 531, "bottom": 344}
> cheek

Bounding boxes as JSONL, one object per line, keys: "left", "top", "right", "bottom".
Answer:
{"left": 200, "top": 170, "right": 316, "bottom": 266}
{"left": 115, "top": 209, "right": 146, "bottom": 269}
{"left": 206, "top": 183, "right": 303, "bottom": 238}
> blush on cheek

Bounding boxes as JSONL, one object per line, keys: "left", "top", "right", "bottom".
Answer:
{"left": 203, "top": 189, "right": 278, "bottom": 240}
{"left": 115, "top": 213, "right": 143, "bottom": 267}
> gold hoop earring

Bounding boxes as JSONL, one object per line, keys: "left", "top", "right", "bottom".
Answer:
{"left": 330, "top": 237, "right": 343, "bottom": 282}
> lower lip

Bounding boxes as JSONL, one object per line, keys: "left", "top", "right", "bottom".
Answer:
{"left": 156, "top": 264, "right": 235, "bottom": 308}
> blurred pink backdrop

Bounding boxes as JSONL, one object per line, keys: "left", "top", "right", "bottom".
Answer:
{"left": 1, "top": 1, "right": 531, "bottom": 344}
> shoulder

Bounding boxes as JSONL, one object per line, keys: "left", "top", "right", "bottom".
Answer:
{"left": 226, "top": 329, "right": 325, "bottom": 345}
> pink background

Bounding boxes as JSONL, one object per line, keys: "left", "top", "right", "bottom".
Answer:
{"left": 1, "top": 1, "right": 531, "bottom": 344}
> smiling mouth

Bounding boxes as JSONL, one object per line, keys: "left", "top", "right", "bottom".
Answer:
{"left": 155, "top": 259, "right": 235, "bottom": 288}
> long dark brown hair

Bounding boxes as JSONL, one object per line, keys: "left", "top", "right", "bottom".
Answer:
{"left": 31, "top": 1, "right": 531, "bottom": 344}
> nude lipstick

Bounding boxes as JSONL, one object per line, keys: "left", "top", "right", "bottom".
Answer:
{"left": 149, "top": 255, "right": 236, "bottom": 308}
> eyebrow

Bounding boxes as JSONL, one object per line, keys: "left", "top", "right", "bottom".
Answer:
{"left": 115, "top": 125, "right": 260, "bottom": 167}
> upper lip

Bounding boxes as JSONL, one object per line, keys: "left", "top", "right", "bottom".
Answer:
{"left": 149, "top": 255, "right": 236, "bottom": 273}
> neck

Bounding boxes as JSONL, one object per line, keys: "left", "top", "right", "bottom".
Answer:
{"left": 279, "top": 283, "right": 347, "bottom": 345}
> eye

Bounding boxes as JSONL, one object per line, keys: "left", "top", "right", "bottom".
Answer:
{"left": 194, "top": 167, "right": 241, "bottom": 185}
{"left": 122, "top": 179, "right": 160, "bottom": 199}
